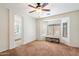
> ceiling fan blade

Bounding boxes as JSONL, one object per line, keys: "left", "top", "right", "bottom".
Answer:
{"left": 42, "top": 9, "right": 50, "bottom": 11}
{"left": 29, "top": 10, "right": 36, "bottom": 13}
{"left": 28, "top": 5, "right": 36, "bottom": 8}
{"left": 42, "top": 3, "right": 48, "bottom": 8}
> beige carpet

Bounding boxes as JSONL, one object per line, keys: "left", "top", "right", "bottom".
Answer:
{"left": 0, "top": 40, "right": 79, "bottom": 56}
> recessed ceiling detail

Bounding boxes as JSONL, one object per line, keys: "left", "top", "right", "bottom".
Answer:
{"left": 26, "top": 3, "right": 79, "bottom": 18}
{"left": 0, "top": 3, "right": 79, "bottom": 18}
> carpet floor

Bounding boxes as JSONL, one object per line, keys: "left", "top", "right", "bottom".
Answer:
{"left": 0, "top": 40, "right": 79, "bottom": 56}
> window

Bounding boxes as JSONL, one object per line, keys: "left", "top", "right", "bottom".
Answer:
{"left": 63, "top": 23, "right": 67, "bottom": 37}
{"left": 14, "top": 15, "right": 22, "bottom": 34}
{"left": 47, "top": 24, "right": 60, "bottom": 37}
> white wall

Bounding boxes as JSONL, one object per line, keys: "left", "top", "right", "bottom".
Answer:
{"left": 36, "top": 19, "right": 61, "bottom": 40}
{"left": 0, "top": 7, "right": 9, "bottom": 52}
{"left": 70, "top": 12, "right": 79, "bottom": 47}
{"left": 9, "top": 9, "right": 24, "bottom": 49}
{"left": 9, "top": 9, "right": 15, "bottom": 49}
{"left": 36, "top": 20, "right": 48, "bottom": 40}
{"left": 14, "top": 15, "right": 22, "bottom": 39}
{"left": 23, "top": 15, "right": 36, "bottom": 44}
{"left": 61, "top": 17, "right": 70, "bottom": 45}
{"left": 38, "top": 10, "right": 79, "bottom": 48}
{"left": 0, "top": 7, "right": 18, "bottom": 50}
{"left": 36, "top": 20, "right": 40, "bottom": 40}
{"left": 9, "top": 9, "right": 37, "bottom": 48}
{"left": 47, "top": 19, "right": 61, "bottom": 25}
{"left": 0, "top": 6, "right": 36, "bottom": 51}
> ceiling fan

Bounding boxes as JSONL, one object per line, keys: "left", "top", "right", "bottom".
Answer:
{"left": 28, "top": 3, "right": 50, "bottom": 13}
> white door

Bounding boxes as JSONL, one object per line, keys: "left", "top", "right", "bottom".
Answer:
{"left": 0, "top": 8, "right": 9, "bottom": 52}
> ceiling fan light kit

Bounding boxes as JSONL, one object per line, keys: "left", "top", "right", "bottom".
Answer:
{"left": 36, "top": 9, "right": 42, "bottom": 13}
{"left": 28, "top": 3, "right": 50, "bottom": 13}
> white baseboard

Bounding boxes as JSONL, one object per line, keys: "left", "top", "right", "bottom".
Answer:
{"left": 24, "top": 39, "right": 36, "bottom": 44}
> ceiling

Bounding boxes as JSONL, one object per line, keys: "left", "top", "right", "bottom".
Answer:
{"left": 0, "top": 3, "right": 79, "bottom": 18}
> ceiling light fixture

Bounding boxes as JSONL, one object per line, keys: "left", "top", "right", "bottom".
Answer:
{"left": 35, "top": 7, "right": 42, "bottom": 13}
{"left": 28, "top": 3, "right": 50, "bottom": 13}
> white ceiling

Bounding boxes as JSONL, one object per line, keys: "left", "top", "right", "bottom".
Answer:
{"left": 0, "top": 3, "right": 79, "bottom": 18}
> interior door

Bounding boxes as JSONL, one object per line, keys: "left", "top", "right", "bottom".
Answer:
{"left": 0, "top": 8, "right": 9, "bottom": 52}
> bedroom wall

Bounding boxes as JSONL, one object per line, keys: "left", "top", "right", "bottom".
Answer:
{"left": 0, "top": 6, "right": 36, "bottom": 51}
{"left": 38, "top": 10, "right": 79, "bottom": 48}
{"left": 23, "top": 15, "right": 36, "bottom": 44}
{"left": 0, "top": 7, "right": 9, "bottom": 52}
{"left": 9, "top": 10, "right": 36, "bottom": 48}
{"left": 36, "top": 20, "right": 48, "bottom": 40}
{"left": 9, "top": 9, "right": 24, "bottom": 49}
{"left": 36, "top": 19, "right": 61, "bottom": 40}
{"left": 70, "top": 12, "right": 79, "bottom": 47}
{"left": 9, "top": 9, "right": 15, "bottom": 49}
